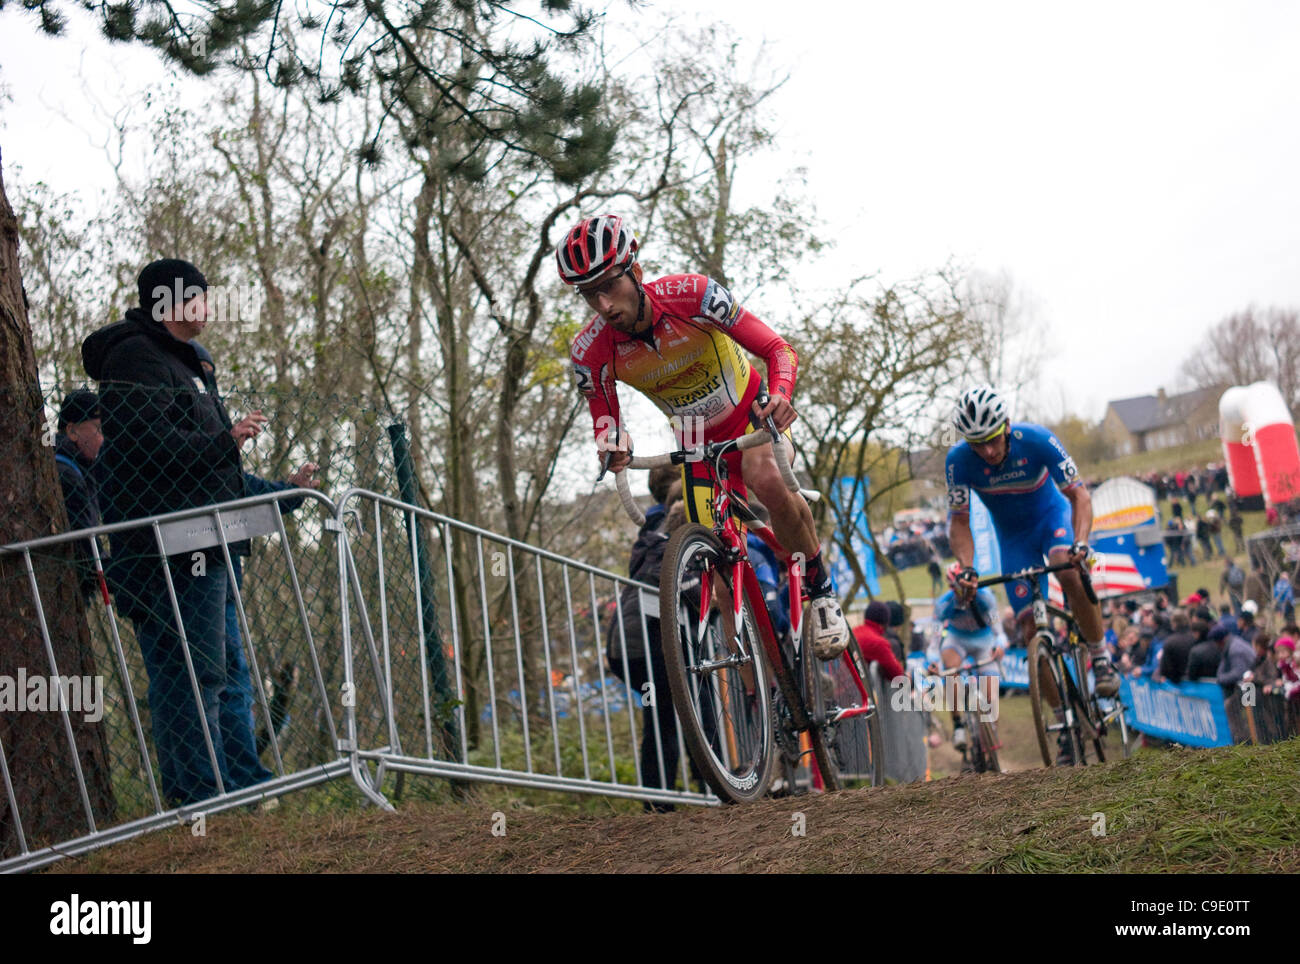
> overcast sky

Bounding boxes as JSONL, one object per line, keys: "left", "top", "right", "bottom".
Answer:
{"left": 3, "top": 0, "right": 1299, "bottom": 427}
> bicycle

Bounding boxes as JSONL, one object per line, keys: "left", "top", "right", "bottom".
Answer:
{"left": 974, "top": 562, "right": 1133, "bottom": 767}
{"left": 612, "top": 399, "right": 885, "bottom": 802}
{"left": 925, "top": 654, "right": 1003, "bottom": 774}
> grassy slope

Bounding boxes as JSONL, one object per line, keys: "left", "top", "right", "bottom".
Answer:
{"left": 55, "top": 737, "right": 1300, "bottom": 874}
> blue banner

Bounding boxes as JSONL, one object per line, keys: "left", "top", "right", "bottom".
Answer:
{"left": 1120, "top": 677, "right": 1232, "bottom": 747}
{"left": 969, "top": 492, "right": 1001, "bottom": 576}
{"left": 828, "top": 475, "right": 881, "bottom": 604}
{"left": 963, "top": 649, "right": 1232, "bottom": 746}
{"left": 999, "top": 647, "right": 1029, "bottom": 689}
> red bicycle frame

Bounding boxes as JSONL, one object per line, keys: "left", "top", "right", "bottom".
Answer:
{"left": 702, "top": 461, "right": 878, "bottom": 788}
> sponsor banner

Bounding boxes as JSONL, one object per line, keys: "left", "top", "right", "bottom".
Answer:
{"left": 1120, "top": 677, "right": 1232, "bottom": 747}
{"left": 1047, "top": 547, "right": 1163, "bottom": 604}
{"left": 1094, "top": 505, "right": 1156, "bottom": 531}
{"left": 1088, "top": 476, "right": 1169, "bottom": 592}
{"left": 828, "top": 476, "right": 881, "bottom": 603}
{"left": 156, "top": 504, "right": 280, "bottom": 555}
{"left": 1091, "top": 477, "right": 1157, "bottom": 530}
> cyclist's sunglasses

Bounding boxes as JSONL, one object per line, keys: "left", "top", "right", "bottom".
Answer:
{"left": 965, "top": 422, "right": 1008, "bottom": 444}
{"left": 576, "top": 264, "right": 632, "bottom": 302}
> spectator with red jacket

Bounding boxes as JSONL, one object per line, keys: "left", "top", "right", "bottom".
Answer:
{"left": 855, "top": 601, "right": 906, "bottom": 681}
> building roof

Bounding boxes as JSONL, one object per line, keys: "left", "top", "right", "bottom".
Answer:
{"left": 1107, "top": 387, "right": 1217, "bottom": 435}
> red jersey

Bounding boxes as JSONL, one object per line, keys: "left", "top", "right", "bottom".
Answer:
{"left": 569, "top": 274, "right": 798, "bottom": 441}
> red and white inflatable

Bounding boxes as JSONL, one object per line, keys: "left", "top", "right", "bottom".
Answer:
{"left": 1243, "top": 381, "right": 1300, "bottom": 507}
{"left": 1219, "top": 385, "right": 1261, "bottom": 500}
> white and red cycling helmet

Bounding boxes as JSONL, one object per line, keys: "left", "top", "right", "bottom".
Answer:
{"left": 556, "top": 215, "right": 638, "bottom": 286}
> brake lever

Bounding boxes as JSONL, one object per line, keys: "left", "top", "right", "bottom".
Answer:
{"left": 596, "top": 424, "right": 622, "bottom": 483}
{"left": 755, "top": 391, "right": 780, "bottom": 436}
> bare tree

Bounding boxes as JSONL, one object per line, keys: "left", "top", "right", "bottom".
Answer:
{"left": 0, "top": 152, "right": 116, "bottom": 858}
{"left": 1180, "top": 306, "right": 1300, "bottom": 418}
{"left": 792, "top": 270, "right": 983, "bottom": 605}
{"left": 962, "top": 269, "right": 1047, "bottom": 401}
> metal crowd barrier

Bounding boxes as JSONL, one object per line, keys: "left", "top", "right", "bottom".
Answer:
{"left": 1242, "top": 689, "right": 1297, "bottom": 745}
{"left": 0, "top": 490, "right": 352, "bottom": 873}
{"left": 10, "top": 482, "right": 913, "bottom": 871}
{"left": 332, "top": 489, "right": 716, "bottom": 810}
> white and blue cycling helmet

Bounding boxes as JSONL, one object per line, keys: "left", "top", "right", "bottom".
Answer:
{"left": 953, "top": 385, "right": 1009, "bottom": 441}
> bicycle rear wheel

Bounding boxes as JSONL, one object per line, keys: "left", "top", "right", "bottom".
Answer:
{"left": 660, "top": 524, "right": 774, "bottom": 803}
{"left": 800, "top": 617, "right": 840, "bottom": 792}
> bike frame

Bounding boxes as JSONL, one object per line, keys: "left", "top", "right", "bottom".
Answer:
{"left": 694, "top": 440, "right": 877, "bottom": 787}
{"left": 976, "top": 562, "right": 1121, "bottom": 760}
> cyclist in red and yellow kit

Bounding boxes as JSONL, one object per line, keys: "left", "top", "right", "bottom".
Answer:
{"left": 559, "top": 214, "right": 850, "bottom": 659}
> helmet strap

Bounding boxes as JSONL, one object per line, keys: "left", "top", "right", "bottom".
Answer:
{"left": 633, "top": 275, "right": 647, "bottom": 328}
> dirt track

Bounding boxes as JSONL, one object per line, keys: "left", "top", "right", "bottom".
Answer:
{"left": 56, "top": 739, "right": 1300, "bottom": 873}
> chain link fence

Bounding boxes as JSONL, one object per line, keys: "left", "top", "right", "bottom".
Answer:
{"left": 1, "top": 384, "right": 405, "bottom": 870}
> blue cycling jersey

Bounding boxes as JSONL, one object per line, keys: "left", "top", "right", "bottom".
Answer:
{"left": 944, "top": 422, "right": 1080, "bottom": 533}
{"left": 934, "top": 588, "right": 1000, "bottom": 638}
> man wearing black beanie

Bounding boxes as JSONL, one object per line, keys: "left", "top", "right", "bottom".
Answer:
{"left": 80, "top": 258, "right": 270, "bottom": 807}
{"left": 138, "top": 257, "right": 210, "bottom": 322}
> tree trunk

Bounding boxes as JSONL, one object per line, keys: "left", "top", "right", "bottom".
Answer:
{"left": 0, "top": 148, "right": 115, "bottom": 858}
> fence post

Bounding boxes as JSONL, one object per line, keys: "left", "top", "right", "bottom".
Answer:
{"left": 386, "top": 420, "right": 460, "bottom": 758}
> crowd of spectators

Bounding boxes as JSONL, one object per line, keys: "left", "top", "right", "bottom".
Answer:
{"left": 1093, "top": 589, "right": 1299, "bottom": 743}
{"left": 1132, "top": 464, "right": 1248, "bottom": 565}
{"left": 881, "top": 516, "right": 949, "bottom": 571}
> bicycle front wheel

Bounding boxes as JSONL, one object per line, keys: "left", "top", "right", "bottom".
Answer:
{"left": 1027, "top": 632, "right": 1077, "bottom": 767}
{"left": 660, "top": 524, "right": 774, "bottom": 803}
{"left": 1073, "top": 647, "right": 1106, "bottom": 765}
{"left": 977, "top": 719, "right": 1001, "bottom": 774}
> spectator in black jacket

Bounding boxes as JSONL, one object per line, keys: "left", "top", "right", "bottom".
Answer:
{"left": 82, "top": 258, "right": 271, "bottom": 807}
{"left": 1186, "top": 606, "right": 1222, "bottom": 680}
{"left": 606, "top": 478, "right": 687, "bottom": 810}
{"left": 1156, "top": 609, "right": 1197, "bottom": 683}
{"left": 53, "top": 390, "right": 105, "bottom": 600}
{"left": 1227, "top": 502, "right": 1245, "bottom": 553}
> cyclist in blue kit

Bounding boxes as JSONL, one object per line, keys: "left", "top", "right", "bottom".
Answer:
{"left": 933, "top": 562, "right": 1007, "bottom": 754}
{"left": 944, "top": 386, "right": 1119, "bottom": 725}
